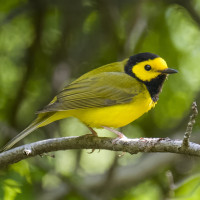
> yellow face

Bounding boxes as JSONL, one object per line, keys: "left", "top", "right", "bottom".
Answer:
{"left": 132, "top": 57, "right": 169, "bottom": 82}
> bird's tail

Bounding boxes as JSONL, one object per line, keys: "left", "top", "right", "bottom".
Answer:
{"left": 1, "top": 112, "right": 55, "bottom": 152}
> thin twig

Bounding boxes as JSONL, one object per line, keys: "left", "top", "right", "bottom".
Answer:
{"left": 166, "top": 170, "right": 175, "bottom": 199}
{"left": 182, "top": 102, "right": 198, "bottom": 148}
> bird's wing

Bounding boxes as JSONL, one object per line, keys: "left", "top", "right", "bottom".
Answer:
{"left": 38, "top": 72, "right": 144, "bottom": 112}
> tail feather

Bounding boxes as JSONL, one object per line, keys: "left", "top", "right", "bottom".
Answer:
{"left": 1, "top": 112, "right": 55, "bottom": 152}
{"left": 1, "top": 123, "right": 39, "bottom": 152}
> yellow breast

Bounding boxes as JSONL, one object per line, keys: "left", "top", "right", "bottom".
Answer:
{"left": 68, "top": 89, "right": 155, "bottom": 128}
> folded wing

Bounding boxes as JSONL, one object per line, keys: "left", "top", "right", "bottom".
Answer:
{"left": 38, "top": 72, "right": 143, "bottom": 113}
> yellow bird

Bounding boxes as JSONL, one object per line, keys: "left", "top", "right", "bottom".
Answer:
{"left": 1, "top": 52, "right": 178, "bottom": 151}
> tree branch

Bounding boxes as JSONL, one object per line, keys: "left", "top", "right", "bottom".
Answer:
{"left": 1, "top": 136, "right": 200, "bottom": 168}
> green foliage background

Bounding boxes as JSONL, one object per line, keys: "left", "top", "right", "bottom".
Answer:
{"left": 1, "top": 0, "right": 200, "bottom": 199}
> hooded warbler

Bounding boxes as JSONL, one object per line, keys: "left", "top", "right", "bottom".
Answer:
{"left": 1, "top": 52, "right": 178, "bottom": 151}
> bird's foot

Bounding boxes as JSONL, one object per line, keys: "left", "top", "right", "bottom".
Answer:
{"left": 102, "top": 126, "right": 127, "bottom": 144}
{"left": 87, "top": 149, "right": 101, "bottom": 154}
{"left": 84, "top": 127, "right": 99, "bottom": 154}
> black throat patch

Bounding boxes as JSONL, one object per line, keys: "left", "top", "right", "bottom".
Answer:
{"left": 143, "top": 74, "right": 167, "bottom": 102}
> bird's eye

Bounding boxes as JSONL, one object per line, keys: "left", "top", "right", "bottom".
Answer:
{"left": 144, "top": 65, "right": 151, "bottom": 71}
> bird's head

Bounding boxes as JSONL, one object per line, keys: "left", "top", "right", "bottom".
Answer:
{"left": 124, "top": 52, "right": 178, "bottom": 82}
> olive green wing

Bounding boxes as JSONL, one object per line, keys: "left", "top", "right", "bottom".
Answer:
{"left": 38, "top": 72, "right": 144, "bottom": 113}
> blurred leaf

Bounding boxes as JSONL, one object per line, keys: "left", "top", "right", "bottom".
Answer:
{"left": 174, "top": 174, "right": 200, "bottom": 200}
{"left": 120, "top": 180, "right": 161, "bottom": 200}
{"left": 83, "top": 11, "right": 98, "bottom": 34}
{"left": 11, "top": 160, "right": 31, "bottom": 183}
{"left": 3, "top": 179, "right": 21, "bottom": 200}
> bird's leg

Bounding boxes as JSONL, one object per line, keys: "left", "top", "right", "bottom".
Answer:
{"left": 102, "top": 126, "right": 127, "bottom": 139}
{"left": 103, "top": 126, "right": 127, "bottom": 155}
{"left": 85, "top": 127, "right": 98, "bottom": 154}
{"left": 88, "top": 127, "right": 98, "bottom": 136}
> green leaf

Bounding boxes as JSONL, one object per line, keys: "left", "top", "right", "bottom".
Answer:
{"left": 3, "top": 179, "right": 21, "bottom": 200}
{"left": 174, "top": 174, "right": 200, "bottom": 200}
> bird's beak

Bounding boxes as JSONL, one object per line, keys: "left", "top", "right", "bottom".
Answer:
{"left": 159, "top": 68, "right": 178, "bottom": 74}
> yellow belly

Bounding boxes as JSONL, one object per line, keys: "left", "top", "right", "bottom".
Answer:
{"left": 39, "top": 90, "right": 156, "bottom": 128}
{"left": 72, "top": 92, "right": 155, "bottom": 128}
